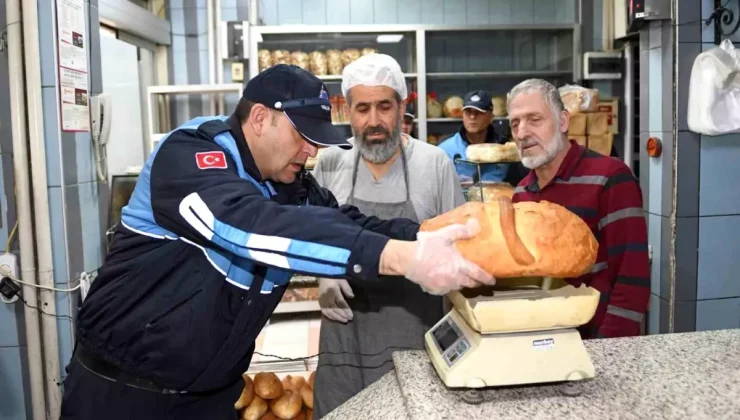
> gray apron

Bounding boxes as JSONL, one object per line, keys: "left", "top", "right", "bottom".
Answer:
{"left": 313, "top": 145, "right": 444, "bottom": 419}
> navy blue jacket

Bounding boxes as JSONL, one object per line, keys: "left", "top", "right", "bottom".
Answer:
{"left": 76, "top": 116, "right": 418, "bottom": 393}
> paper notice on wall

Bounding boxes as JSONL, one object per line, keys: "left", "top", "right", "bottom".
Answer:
{"left": 60, "top": 67, "right": 90, "bottom": 132}
{"left": 56, "top": 0, "right": 87, "bottom": 73}
{"left": 56, "top": 0, "right": 89, "bottom": 132}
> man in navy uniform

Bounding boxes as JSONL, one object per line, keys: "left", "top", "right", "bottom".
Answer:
{"left": 59, "top": 65, "right": 493, "bottom": 419}
{"left": 438, "top": 89, "right": 528, "bottom": 185}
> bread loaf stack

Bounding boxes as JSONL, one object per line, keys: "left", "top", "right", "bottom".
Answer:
{"left": 560, "top": 85, "right": 614, "bottom": 156}
{"left": 236, "top": 372, "right": 315, "bottom": 420}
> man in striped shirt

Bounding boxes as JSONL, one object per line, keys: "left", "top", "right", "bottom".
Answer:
{"left": 507, "top": 79, "right": 650, "bottom": 339}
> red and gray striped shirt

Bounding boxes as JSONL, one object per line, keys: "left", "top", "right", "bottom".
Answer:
{"left": 512, "top": 140, "right": 650, "bottom": 339}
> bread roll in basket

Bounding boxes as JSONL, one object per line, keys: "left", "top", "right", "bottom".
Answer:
{"left": 419, "top": 198, "right": 598, "bottom": 278}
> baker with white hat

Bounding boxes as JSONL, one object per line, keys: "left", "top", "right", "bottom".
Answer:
{"left": 311, "top": 53, "right": 466, "bottom": 418}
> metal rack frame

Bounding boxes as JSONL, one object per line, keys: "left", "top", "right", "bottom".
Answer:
{"left": 248, "top": 23, "right": 582, "bottom": 143}
{"left": 145, "top": 83, "right": 244, "bottom": 154}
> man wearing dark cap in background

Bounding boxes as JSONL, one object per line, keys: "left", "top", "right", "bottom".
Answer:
{"left": 401, "top": 103, "right": 416, "bottom": 136}
{"left": 438, "top": 89, "right": 528, "bottom": 186}
{"left": 59, "top": 64, "right": 494, "bottom": 420}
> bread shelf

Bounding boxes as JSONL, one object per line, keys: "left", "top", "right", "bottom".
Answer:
{"left": 428, "top": 117, "right": 508, "bottom": 123}
{"left": 318, "top": 73, "right": 417, "bottom": 82}
{"left": 426, "top": 70, "right": 572, "bottom": 80}
{"left": 248, "top": 23, "right": 582, "bottom": 144}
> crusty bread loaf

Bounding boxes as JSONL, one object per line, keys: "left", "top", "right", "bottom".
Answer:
{"left": 254, "top": 372, "right": 283, "bottom": 400}
{"left": 305, "top": 408, "right": 313, "bottom": 420}
{"left": 269, "top": 389, "right": 303, "bottom": 420}
{"left": 308, "top": 371, "right": 315, "bottom": 389}
{"left": 419, "top": 198, "right": 598, "bottom": 278}
{"left": 235, "top": 374, "right": 255, "bottom": 410}
{"left": 466, "top": 183, "right": 514, "bottom": 203}
{"left": 465, "top": 142, "right": 520, "bottom": 163}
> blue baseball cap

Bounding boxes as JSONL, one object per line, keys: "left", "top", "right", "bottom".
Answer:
{"left": 404, "top": 103, "right": 415, "bottom": 119}
{"left": 463, "top": 90, "right": 493, "bottom": 113}
{"left": 243, "top": 64, "right": 351, "bottom": 149}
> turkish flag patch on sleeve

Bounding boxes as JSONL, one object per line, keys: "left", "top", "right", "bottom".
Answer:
{"left": 195, "top": 151, "right": 228, "bottom": 169}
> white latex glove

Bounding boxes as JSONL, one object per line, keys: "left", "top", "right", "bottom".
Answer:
{"left": 405, "top": 219, "right": 495, "bottom": 295}
{"left": 318, "top": 278, "right": 354, "bottom": 323}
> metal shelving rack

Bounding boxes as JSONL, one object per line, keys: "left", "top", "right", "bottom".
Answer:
{"left": 145, "top": 83, "right": 244, "bottom": 154}
{"left": 248, "top": 23, "right": 582, "bottom": 144}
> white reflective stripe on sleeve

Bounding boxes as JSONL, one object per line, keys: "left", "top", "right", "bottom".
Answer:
{"left": 246, "top": 233, "right": 291, "bottom": 253}
{"left": 179, "top": 192, "right": 216, "bottom": 240}
{"left": 248, "top": 250, "right": 290, "bottom": 269}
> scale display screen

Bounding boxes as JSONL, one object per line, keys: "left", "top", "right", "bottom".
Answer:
{"left": 432, "top": 320, "right": 460, "bottom": 352}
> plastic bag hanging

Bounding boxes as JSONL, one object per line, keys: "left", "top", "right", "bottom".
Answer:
{"left": 687, "top": 39, "right": 740, "bottom": 136}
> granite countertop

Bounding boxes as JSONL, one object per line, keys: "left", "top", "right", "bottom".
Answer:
{"left": 324, "top": 329, "right": 740, "bottom": 420}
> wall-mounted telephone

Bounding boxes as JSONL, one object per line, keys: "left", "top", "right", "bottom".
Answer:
{"left": 90, "top": 93, "right": 112, "bottom": 183}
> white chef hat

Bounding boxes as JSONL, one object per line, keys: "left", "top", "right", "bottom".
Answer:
{"left": 341, "top": 53, "right": 408, "bottom": 100}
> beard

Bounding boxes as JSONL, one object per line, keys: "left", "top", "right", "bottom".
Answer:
{"left": 517, "top": 132, "right": 566, "bottom": 169}
{"left": 354, "top": 124, "right": 402, "bottom": 164}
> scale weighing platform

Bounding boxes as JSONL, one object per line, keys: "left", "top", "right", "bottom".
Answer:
{"left": 424, "top": 279, "right": 600, "bottom": 400}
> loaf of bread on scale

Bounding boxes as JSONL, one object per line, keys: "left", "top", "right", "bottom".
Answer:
{"left": 419, "top": 198, "right": 598, "bottom": 279}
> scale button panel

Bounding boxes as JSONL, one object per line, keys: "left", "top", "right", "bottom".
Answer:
{"left": 444, "top": 338, "right": 469, "bottom": 367}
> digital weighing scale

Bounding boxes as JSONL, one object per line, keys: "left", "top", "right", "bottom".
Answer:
{"left": 424, "top": 278, "right": 600, "bottom": 393}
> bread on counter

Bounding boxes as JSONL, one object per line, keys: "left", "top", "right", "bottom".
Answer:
{"left": 234, "top": 374, "right": 255, "bottom": 410}
{"left": 419, "top": 198, "right": 598, "bottom": 278}
{"left": 465, "top": 142, "right": 520, "bottom": 163}
{"left": 254, "top": 372, "right": 283, "bottom": 400}
{"left": 242, "top": 396, "right": 268, "bottom": 420}
{"left": 238, "top": 371, "right": 315, "bottom": 420}
{"left": 269, "top": 389, "right": 302, "bottom": 419}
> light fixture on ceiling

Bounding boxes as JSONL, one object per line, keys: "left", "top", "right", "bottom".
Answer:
{"left": 376, "top": 34, "right": 404, "bottom": 43}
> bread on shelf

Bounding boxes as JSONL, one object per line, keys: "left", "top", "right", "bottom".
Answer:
{"left": 559, "top": 85, "right": 599, "bottom": 114}
{"left": 568, "top": 113, "right": 587, "bottom": 135}
{"left": 587, "top": 132, "right": 613, "bottom": 156}
{"left": 465, "top": 142, "right": 520, "bottom": 163}
{"left": 419, "top": 198, "right": 598, "bottom": 278}
{"left": 586, "top": 112, "right": 610, "bottom": 135}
